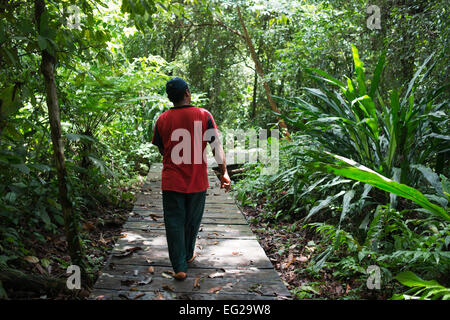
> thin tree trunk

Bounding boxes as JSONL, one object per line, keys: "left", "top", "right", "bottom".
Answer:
{"left": 251, "top": 68, "right": 258, "bottom": 119}
{"left": 34, "top": 0, "right": 86, "bottom": 278}
{"left": 236, "top": 6, "right": 290, "bottom": 137}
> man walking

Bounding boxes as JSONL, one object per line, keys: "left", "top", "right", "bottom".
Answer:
{"left": 152, "top": 77, "right": 231, "bottom": 280}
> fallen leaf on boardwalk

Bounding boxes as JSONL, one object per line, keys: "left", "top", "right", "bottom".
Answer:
{"left": 130, "top": 287, "right": 139, "bottom": 291}
{"left": 161, "top": 271, "right": 174, "bottom": 279}
{"left": 248, "top": 283, "right": 263, "bottom": 295}
{"left": 208, "top": 286, "right": 222, "bottom": 293}
{"left": 119, "top": 234, "right": 127, "bottom": 238}
{"left": 113, "top": 246, "right": 143, "bottom": 258}
{"left": 145, "top": 258, "right": 153, "bottom": 264}
{"left": 95, "top": 295, "right": 105, "bottom": 300}
{"left": 147, "top": 266, "right": 154, "bottom": 274}
{"left": 133, "top": 293, "right": 145, "bottom": 300}
{"left": 118, "top": 293, "right": 130, "bottom": 300}
{"left": 149, "top": 214, "right": 162, "bottom": 221}
{"left": 212, "top": 241, "right": 219, "bottom": 245}
{"left": 232, "top": 252, "right": 242, "bottom": 256}
{"left": 193, "top": 276, "right": 201, "bottom": 289}
{"left": 137, "top": 276, "right": 153, "bottom": 286}
{"left": 208, "top": 272, "right": 225, "bottom": 279}
{"left": 223, "top": 282, "right": 233, "bottom": 289}
{"left": 162, "top": 285, "right": 175, "bottom": 292}
{"left": 24, "top": 256, "right": 39, "bottom": 264}
{"left": 154, "top": 291, "right": 164, "bottom": 300}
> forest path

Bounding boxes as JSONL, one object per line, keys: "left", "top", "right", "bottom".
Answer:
{"left": 89, "top": 162, "right": 291, "bottom": 300}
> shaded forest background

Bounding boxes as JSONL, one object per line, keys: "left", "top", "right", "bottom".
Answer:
{"left": 0, "top": 0, "right": 448, "bottom": 299}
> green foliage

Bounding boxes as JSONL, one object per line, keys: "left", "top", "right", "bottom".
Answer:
{"left": 392, "top": 271, "right": 450, "bottom": 300}
{"left": 235, "top": 44, "right": 449, "bottom": 299}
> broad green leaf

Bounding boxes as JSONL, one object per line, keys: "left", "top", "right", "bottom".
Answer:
{"left": 395, "top": 271, "right": 440, "bottom": 288}
{"left": 37, "top": 35, "right": 47, "bottom": 50}
{"left": 0, "top": 85, "right": 21, "bottom": 117}
{"left": 369, "top": 49, "right": 386, "bottom": 98}
{"left": 314, "top": 153, "right": 450, "bottom": 221}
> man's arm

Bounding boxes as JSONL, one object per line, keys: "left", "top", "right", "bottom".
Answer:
{"left": 206, "top": 113, "right": 231, "bottom": 192}
{"left": 211, "top": 142, "right": 231, "bottom": 192}
{"left": 151, "top": 121, "right": 164, "bottom": 156}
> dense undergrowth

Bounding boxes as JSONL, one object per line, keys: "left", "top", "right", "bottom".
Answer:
{"left": 1, "top": 0, "right": 448, "bottom": 300}
{"left": 234, "top": 49, "right": 449, "bottom": 300}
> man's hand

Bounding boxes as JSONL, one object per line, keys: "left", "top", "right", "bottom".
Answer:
{"left": 220, "top": 172, "right": 231, "bottom": 192}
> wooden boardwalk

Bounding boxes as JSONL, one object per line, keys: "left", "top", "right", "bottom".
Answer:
{"left": 90, "top": 163, "right": 291, "bottom": 300}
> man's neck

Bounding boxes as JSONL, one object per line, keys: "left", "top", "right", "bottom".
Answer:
{"left": 173, "top": 99, "right": 191, "bottom": 107}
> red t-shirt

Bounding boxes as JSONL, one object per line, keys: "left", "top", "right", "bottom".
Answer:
{"left": 151, "top": 105, "right": 219, "bottom": 193}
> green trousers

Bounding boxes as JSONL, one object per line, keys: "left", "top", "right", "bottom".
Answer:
{"left": 162, "top": 190, "right": 206, "bottom": 273}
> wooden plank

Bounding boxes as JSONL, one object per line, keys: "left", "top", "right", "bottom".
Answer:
{"left": 127, "top": 216, "right": 249, "bottom": 226}
{"left": 109, "top": 239, "right": 274, "bottom": 269}
{"left": 93, "top": 275, "right": 288, "bottom": 297}
{"left": 90, "top": 289, "right": 284, "bottom": 300}
{"left": 90, "top": 163, "right": 291, "bottom": 300}
{"left": 116, "top": 229, "right": 256, "bottom": 241}
{"left": 123, "top": 221, "right": 253, "bottom": 234}
{"left": 92, "top": 265, "right": 289, "bottom": 298}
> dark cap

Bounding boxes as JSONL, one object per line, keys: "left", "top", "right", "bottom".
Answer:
{"left": 166, "top": 77, "right": 188, "bottom": 95}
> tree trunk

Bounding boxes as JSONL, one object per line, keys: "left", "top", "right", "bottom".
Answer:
{"left": 236, "top": 6, "right": 290, "bottom": 138}
{"left": 34, "top": 0, "right": 87, "bottom": 278}
{"left": 251, "top": 68, "right": 258, "bottom": 119}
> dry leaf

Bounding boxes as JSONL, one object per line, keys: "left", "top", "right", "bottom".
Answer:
{"left": 133, "top": 293, "right": 145, "bottom": 300}
{"left": 95, "top": 295, "right": 105, "bottom": 300}
{"left": 285, "top": 254, "right": 296, "bottom": 268}
{"left": 35, "top": 263, "right": 46, "bottom": 274}
{"left": 24, "top": 256, "right": 39, "bottom": 264}
{"left": 99, "top": 233, "right": 108, "bottom": 245}
{"left": 147, "top": 266, "right": 154, "bottom": 274}
{"left": 162, "top": 285, "right": 175, "bottom": 292}
{"left": 149, "top": 214, "right": 161, "bottom": 221}
{"left": 137, "top": 276, "right": 153, "bottom": 286}
{"left": 298, "top": 256, "right": 308, "bottom": 262}
{"left": 208, "top": 272, "right": 225, "bottom": 279}
{"left": 161, "top": 271, "right": 174, "bottom": 279}
{"left": 208, "top": 286, "right": 222, "bottom": 293}
{"left": 129, "top": 287, "right": 139, "bottom": 291}
{"left": 113, "top": 246, "right": 143, "bottom": 258}
{"left": 154, "top": 291, "right": 164, "bottom": 300}
{"left": 212, "top": 241, "right": 219, "bottom": 245}
{"left": 119, "top": 234, "right": 127, "bottom": 239}
{"left": 82, "top": 222, "right": 95, "bottom": 231}
{"left": 118, "top": 293, "right": 130, "bottom": 300}
{"left": 193, "top": 276, "right": 201, "bottom": 289}
{"left": 223, "top": 282, "right": 233, "bottom": 289}
{"left": 232, "top": 252, "right": 241, "bottom": 256}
